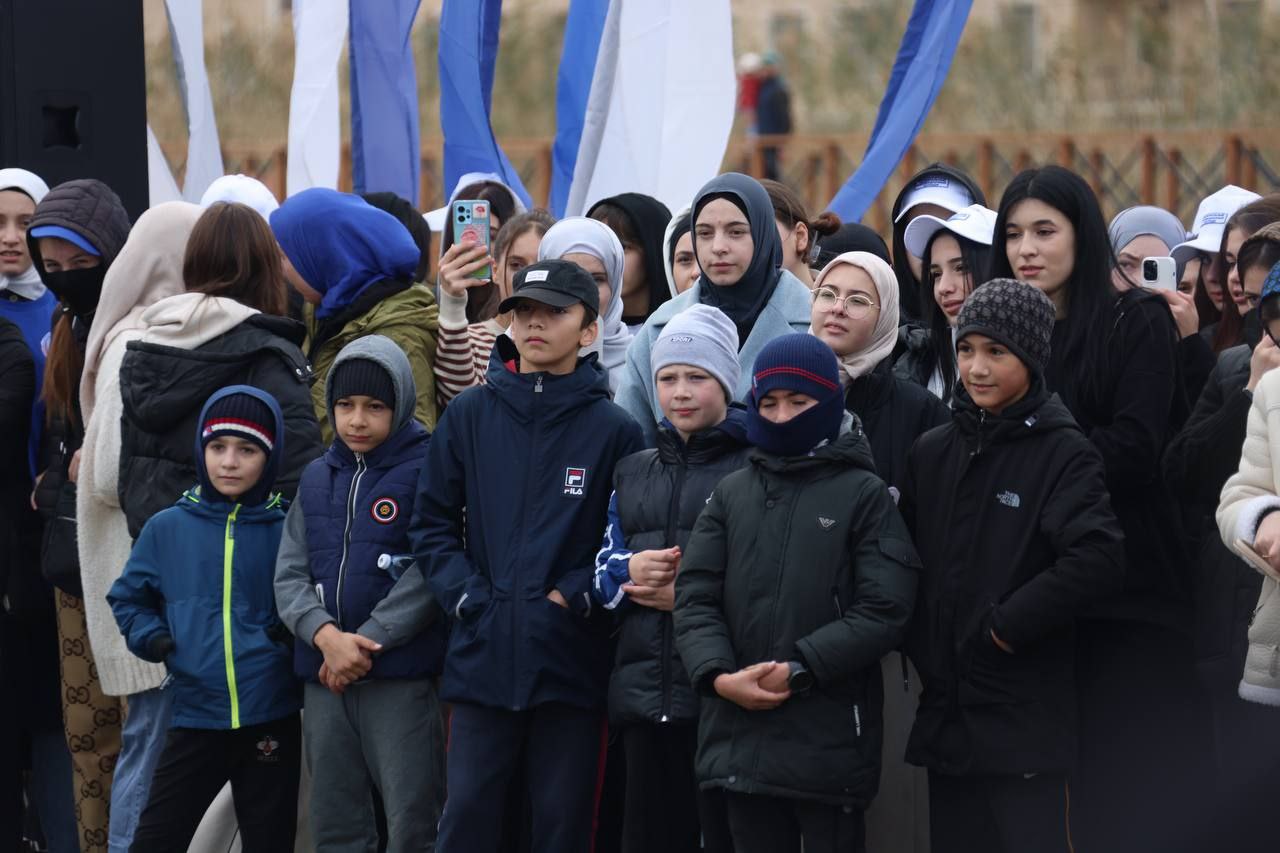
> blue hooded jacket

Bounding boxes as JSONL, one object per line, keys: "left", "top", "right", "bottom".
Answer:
{"left": 269, "top": 188, "right": 420, "bottom": 319}
{"left": 108, "top": 386, "right": 298, "bottom": 730}
{"left": 409, "top": 336, "right": 644, "bottom": 711}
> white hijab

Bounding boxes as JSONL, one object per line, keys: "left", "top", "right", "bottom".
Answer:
{"left": 537, "top": 217, "right": 630, "bottom": 392}
{"left": 0, "top": 168, "right": 50, "bottom": 300}
{"left": 810, "top": 251, "right": 900, "bottom": 385}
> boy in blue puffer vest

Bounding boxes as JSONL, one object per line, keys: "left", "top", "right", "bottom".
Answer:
{"left": 410, "top": 259, "right": 644, "bottom": 853}
{"left": 274, "top": 334, "right": 446, "bottom": 851}
{"left": 108, "top": 385, "right": 300, "bottom": 852}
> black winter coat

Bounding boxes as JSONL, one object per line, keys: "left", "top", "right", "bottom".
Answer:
{"left": 674, "top": 429, "right": 919, "bottom": 807}
{"left": 1044, "top": 288, "right": 1190, "bottom": 625}
{"left": 0, "top": 319, "right": 38, "bottom": 607}
{"left": 118, "top": 315, "right": 323, "bottom": 539}
{"left": 845, "top": 357, "right": 950, "bottom": 493}
{"left": 605, "top": 412, "right": 753, "bottom": 726}
{"left": 901, "top": 384, "right": 1125, "bottom": 776}
{"left": 1162, "top": 344, "right": 1260, "bottom": 688}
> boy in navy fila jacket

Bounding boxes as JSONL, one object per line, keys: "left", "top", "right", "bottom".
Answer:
{"left": 274, "top": 335, "right": 447, "bottom": 851}
{"left": 108, "top": 385, "right": 300, "bottom": 853}
{"left": 410, "top": 259, "right": 644, "bottom": 853}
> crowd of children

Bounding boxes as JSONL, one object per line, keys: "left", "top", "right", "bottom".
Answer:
{"left": 3, "top": 157, "right": 1280, "bottom": 853}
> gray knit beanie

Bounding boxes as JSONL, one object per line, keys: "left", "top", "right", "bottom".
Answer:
{"left": 955, "top": 278, "right": 1055, "bottom": 373}
{"left": 651, "top": 304, "right": 741, "bottom": 400}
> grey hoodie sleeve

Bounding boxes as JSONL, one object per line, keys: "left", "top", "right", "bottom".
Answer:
{"left": 274, "top": 500, "right": 335, "bottom": 649}
{"left": 356, "top": 562, "right": 440, "bottom": 649}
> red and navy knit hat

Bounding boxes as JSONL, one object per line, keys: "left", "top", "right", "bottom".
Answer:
{"left": 750, "top": 332, "right": 842, "bottom": 405}
{"left": 200, "top": 390, "right": 276, "bottom": 453}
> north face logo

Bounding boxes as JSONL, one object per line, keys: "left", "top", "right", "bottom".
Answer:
{"left": 996, "top": 490, "right": 1021, "bottom": 508}
{"left": 564, "top": 467, "right": 587, "bottom": 496}
{"left": 818, "top": 517, "right": 836, "bottom": 529}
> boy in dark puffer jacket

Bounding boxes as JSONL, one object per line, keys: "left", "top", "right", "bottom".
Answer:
{"left": 900, "top": 280, "right": 1125, "bottom": 853}
{"left": 674, "top": 333, "right": 919, "bottom": 853}
{"left": 108, "top": 385, "right": 300, "bottom": 852}
{"left": 593, "top": 305, "right": 749, "bottom": 853}
{"left": 273, "top": 334, "right": 446, "bottom": 851}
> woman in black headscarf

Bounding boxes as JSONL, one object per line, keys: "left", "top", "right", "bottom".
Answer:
{"left": 614, "top": 173, "right": 813, "bottom": 446}
{"left": 588, "top": 192, "right": 673, "bottom": 328}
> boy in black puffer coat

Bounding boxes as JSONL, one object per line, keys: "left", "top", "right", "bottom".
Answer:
{"left": 593, "top": 305, "right": 749, "bottom": 853}
{"left": 900, "top": 280, "right": 1125, "bottom": 853}
{"left": 674, "top": 332, "right": 919, "bottom": 853}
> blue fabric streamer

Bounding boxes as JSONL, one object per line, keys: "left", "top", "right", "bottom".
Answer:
{"left": 549, "top": 0, "right": 611, "bottom": 216}
{"left": 439, "top": 0, "right": 533, "bottom": 208}
{"left": 827, "top": 0, "right": 972, "bottom": 221}
{"left": 349, "top": 0, "right": 423, "bottom": 206}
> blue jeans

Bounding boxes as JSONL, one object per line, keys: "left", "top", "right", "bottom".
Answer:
{"left": 108, "top": 688, "right": 174, "bottom": 853}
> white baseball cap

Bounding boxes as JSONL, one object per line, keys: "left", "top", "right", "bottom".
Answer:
{"left": 894, "top": 175, "right": 975, "bottom": 223}
{"left": 903, "top": 204, "right": 997, "bottom": 259}
{"left": 1171, "top": 185, "right": 1261, "bottom": 264}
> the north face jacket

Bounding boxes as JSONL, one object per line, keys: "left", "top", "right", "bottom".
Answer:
{"left": 593, "top": 408, "right": 753, "bottom": 726}
{"left": 900, "top": 382, "right": 1126, "bottom": 776}
{"left": 673, "top": 427, "right": 919, "bottom": 807}
{"left": 409, "top": 336, "right": 644, "bottom": 711}
{"left": 108, "top": 386, "right": 299, "bottom": 730}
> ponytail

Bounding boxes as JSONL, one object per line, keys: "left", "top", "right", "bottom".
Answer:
{"left": 43, "top": 310, "right": 82, "bottom": 429}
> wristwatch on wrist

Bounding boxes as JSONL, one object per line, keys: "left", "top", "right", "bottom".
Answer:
{"left": 787, "top": 660, "right": 814, "bottom": 693}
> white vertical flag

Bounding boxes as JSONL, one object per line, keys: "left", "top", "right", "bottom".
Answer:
{"left": 565, "top": 0, "right": 736, "bottom": 217}
{"left": 164, "top": 0, "right": 225, "bottom": 201}
{"left": 147, "top": 124, "right": 182, "bottom": 207}
{"left": 287, "top": 0, "right": 347, "bottom": 197}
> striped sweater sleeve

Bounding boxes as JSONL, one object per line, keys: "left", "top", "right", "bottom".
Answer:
{"left": 435, "top": 290, "right": 497, "bottom": 407}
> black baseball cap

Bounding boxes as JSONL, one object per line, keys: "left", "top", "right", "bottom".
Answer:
{"left": 498, "top": 259, "right": 600, "bottom": 316}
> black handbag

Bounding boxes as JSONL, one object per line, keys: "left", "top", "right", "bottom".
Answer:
{"left": 40, "top": 478, "right": 82, "bottom": 597}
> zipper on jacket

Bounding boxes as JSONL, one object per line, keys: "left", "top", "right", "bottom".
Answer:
{"left": 659, "top": 455, "right": 689, "bottom": 723}
{"left": 534, "top": 374, "right": 544, "bottom": 393}
{"left": 971, "top": 410, "right": 988, "bottom": 458}
{"left": 223, "top": 505, "right": 242, "bottom": 729}
{"left": 336, "top": 453, "right": 368, "bottom": 628}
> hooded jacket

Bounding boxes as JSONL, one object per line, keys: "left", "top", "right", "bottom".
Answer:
{"left": 891, "top": 164, "right": 986, "bottom": 321}
{"left": 275, "top": 335, "right": 446, "bottom": 682}
{"left": 0, "top": 318, "right": 39, "bottom": 611}
{"left": 1163, "top": 345, "right": 1261, "bottom": 688}
{"left": 272, "top": 189, "right": 440, "bottom": 440}
{"left": 107, "top": 386, "right": 298, "bottom": 730}
{"left": 1217, "top": 367, "right": 1280, "bottom": 707}
{"left": 119, "top": 295, "right": 323, "bottom": 540}
{"left": 25, "top": 179, "right": 132, "bottom": 276}
{"left": 673, "top": 428, "right": 919, "bottom": 807}
{"left": 900, "top": 383, "right": 1125, "bottom": 776}
{"left": 593, "top": 409, "right": 753, "bottom": 726}
{"left": 846, "top": 357, "right": 951, "bottom": 494}
{"left": 409, "top": 337, "right": 644, "bottom": 711}
{"left": 76, "top": 203, "right": 202, "bottom": 697}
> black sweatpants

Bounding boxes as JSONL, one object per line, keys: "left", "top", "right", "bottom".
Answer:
{"left": 928, "top": 771, "right": 1071, "bottom": 853}
{"left": 439, "top": 702, "right": 604, "bottom": 853}
{"left": 723, "top": 791, "right": 864, "bottom": 853}
{"left": 129, "top": 712, "right": 301, "bottom": 853}
{"left": 620, "top": 723, "right": 733, "bottom": 853}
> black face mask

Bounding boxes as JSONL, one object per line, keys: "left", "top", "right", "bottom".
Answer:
{"left": 43, "top": 265, "right": 106, "bottom": 319}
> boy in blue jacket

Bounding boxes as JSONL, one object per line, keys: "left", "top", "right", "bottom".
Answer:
{"left": 273, "top": 334, "right": 446, "bottom": 851}
{"left": 108, "top": 385, "right": 299, "bottom": 853}
{"left": 410, "top": 259, "right": 644, "bottom": 853}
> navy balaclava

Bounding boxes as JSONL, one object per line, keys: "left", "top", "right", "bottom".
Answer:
{"left": 746, "top": 333, "right": 845, "bottom": 457}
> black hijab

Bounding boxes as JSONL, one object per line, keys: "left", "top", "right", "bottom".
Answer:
{"left": 691, "top": 173, "right": 783, "bottom": 345}
{"left": 588, "top": 192, "right": 673, "bottom": 323}
{"left": 362, "top": 191, "right": 431, "bottom": 283}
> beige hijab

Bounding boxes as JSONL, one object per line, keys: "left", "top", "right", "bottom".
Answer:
{"left": 809, "top": 250, "right": 900, "bottom": 385}
{"left": 80, "top": 201, "right": 203, "bottom": 421}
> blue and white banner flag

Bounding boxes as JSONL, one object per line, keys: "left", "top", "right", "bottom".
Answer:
{"left": 827, "top": 0, "right": 972, "bottom": 221}
{"left": 438, "top": 0, "right": 533, "bottom": 208}
{"left": 558, "top": 0, "right": 735, "bottom": 218}
{"left": 350, "top": 0, "right": 422, "bottom": 205}
{"left": 287, "top": 0, "right": 346, "bottom": 197}
{"left": 164, "top": 0, "right": 224, "bottom": 202}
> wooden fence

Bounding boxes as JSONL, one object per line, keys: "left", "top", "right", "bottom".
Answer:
{"left": 206, "top": 129, "right": 1280, "bottom": 235}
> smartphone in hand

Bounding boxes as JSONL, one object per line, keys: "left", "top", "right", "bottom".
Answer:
{"left": 452, "top": 200, "right": 492, "bottom": 280}
{"left": 1235, "top": 538, "right": 1280, "bottom": 582}
{"left": 1141, "top": 256, "right": 1177, "bottom": 292}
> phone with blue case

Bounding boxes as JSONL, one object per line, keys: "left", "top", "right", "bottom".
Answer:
{"left": 451, "top": 199, "right": 492, "bottom": 280}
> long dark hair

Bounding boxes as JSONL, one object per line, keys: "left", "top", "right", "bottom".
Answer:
{"left": 988, "top": 166, "right": 1123, "bottom": 408}
{"left": 921, "top": 231, "right": 991, "bottom": 402}
{"left": 1211, "top": 195, "right": 1280, "bottom": 352}
{"left": 183, "top": 202, "right": 288, "bottom": 316}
